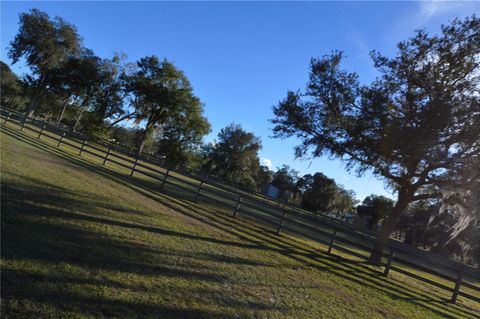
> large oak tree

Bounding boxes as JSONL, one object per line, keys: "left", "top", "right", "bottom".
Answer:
{"left": 271, "top": 16, "right": 480, "bottom": 264}
{"left": 122, "top": 56, "right": 209, "bottom": 156}
{"left": 54, "top": 51, "right": 128, "bottom": 133}
{"left": 8, "top": 9, "right": 81, "bottom": 116}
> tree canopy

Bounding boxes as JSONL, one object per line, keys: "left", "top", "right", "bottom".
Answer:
{"left": 257, "top": 165, "right": 274, "bottom": 187}
{"left": 202, "top": 124, "right": 262, "bottom": 190}
{"left": 1, "top": 61, "right": 26, "bottom": 109}
{"left": 271, "top": 165, "right": 299, "bottom": 193}
{"left": 297, "top": 172, "right": 337, "bottom": 213}
{"left": 332, "top": 188, "right": 358, "bottom": 217}
{"left": 271, "top": 16, "right": 480, "bottom": 264}
{"left": 295, "top": 172, "right": 357, "bottom": 216}
{"left": 356, "top": 195, "right": 395, "bottom": 230}
{"left": 394, "top": 200, "right": 479, "bottom": 265}
{"left": 157, "top": 104, "right": 211, "bottom": 169}
{"left": 8, "top": 9, "right": 81, "bottom": 116}
{"left": 122, "top": 56, "right": 210, "bottom": 155}
{"left": 6, "top": 9, "right": 210, "bottom": 166}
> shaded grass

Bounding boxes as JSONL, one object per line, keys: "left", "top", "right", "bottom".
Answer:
{"left": 1, "top": 123, "right": 479, "bottom": 318}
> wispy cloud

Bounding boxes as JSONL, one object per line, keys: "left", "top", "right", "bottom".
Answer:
{"left": 342, "top": 30, "right": 379, "bottom": 81}
{"left": 418, "top": 1, "right": 467, "bottom": 25}
{"left": 346, "top": 30, "right": 370, "bottom": 60}
{"left": 384, "top": 1, "right": 479, "bottom": 54}
{"left": 394, "top": 1, "right": 477, "bottom": 34}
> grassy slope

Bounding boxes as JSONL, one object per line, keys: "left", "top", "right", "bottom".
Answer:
{"left": 1, "top": 124, "right": 479, "bottom": 319}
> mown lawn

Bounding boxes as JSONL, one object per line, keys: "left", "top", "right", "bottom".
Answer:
{"left": 1, "top": 124, "right": 479, "bottom": 318}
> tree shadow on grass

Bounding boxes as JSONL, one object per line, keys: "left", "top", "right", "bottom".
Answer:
{"left": 2, "top": 125, "right": 479, "bottom": 319}
{"left": 1, "top": 177, "right": 292, "bottom": 318}
{"left": 3, "top": 275, "right": 242, "bottom": 319}
{"left": 2, "top": 181, "right": 227, "bottom": 280}
{"left": 2, "top": 175, "right": 261, "bottom": 251}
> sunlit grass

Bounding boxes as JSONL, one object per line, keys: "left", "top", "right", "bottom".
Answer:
{"left": 1, "top": 122, "right": 479, "bottom": 318}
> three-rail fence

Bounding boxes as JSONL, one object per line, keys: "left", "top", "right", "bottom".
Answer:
{"left": 1, "top": 107, "right": 479, "bottom": 305}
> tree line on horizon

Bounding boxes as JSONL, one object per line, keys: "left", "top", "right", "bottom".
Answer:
{"left": 0, "top": 9, "right": 362, "bottom": 220}
{"left": 1, "top": 9, "right": 478, "bottom": 266}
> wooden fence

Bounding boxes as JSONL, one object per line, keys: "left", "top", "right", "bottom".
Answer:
{"left": 1, "top": 108, "right": 479, "bottom": 305}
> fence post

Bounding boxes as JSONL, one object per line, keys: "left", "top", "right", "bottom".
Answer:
{"left": 194, "top": 181, "right": 204, "bottom": 202}
{"left": 160, "top": 169, "right": 170, "bottom": 188}
{"left": 79, "top": 139, "right": 87, "bottom": 156}
{"left": 4, "top": 112, "right": 11, "bottom": 124}
{"left": 328, "top": 229, "right": 337, "bottom": 254}
{"left": 102, "top": 147, "right": 111, "bottom": 165}
{"left": 276, "top": 207, "right": 288, "bottom": 235}
{"left": 383, "top": 250, "right": 395, "bottom": 277}
{"left": 57, "top": 132, "right": 67, "bottom": 147}
{"left": 130, "top": 158, "right": 139, "bottom": 176}
{"left": 233, "top": 194, "right": 243, "bottom": 217}
{"left": 451, "top": 270, "right": 463, "bottom": 304}
{"left": 37, "top": 124, "right": 46, "bottom": 139}
{"left": 20, "top": 119, "right": 28, "bottom": 131}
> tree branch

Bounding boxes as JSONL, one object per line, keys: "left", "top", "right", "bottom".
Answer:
{"left": 411, "top": 192, "right": 441, "bottom": 201}
{"left": 110, "top": 112, "right": 137, "bottom": 126}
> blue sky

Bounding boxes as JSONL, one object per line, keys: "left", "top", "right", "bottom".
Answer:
{"left": 1, "top": 1, "right": 478, "bottom": 201}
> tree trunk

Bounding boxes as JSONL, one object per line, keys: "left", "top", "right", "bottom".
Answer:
{"left": 73, "top": 104, "right": 87, "bottom": 131}
{"left": 26, "top": 77, "right": 46, "bottom": 117}
{"left": 136, "top": 121, "right": 152, "bottom": 157}
{"left": 368, "top": 189, "right": 411, "bottom": 265}
{"left": 26, "top": 90, "right": 40, "bottom": 117}
{"left": 58, "top": 99, "right": 69, "bottom": 123}
{"left": 137, "top": 133, "right": 146, "bottom": 157}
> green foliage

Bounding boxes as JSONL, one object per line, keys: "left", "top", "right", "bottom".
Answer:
{"left": 396, "top": 201, "right": 479, "bottom": 266}
{"left": 77, "top": 111, "right": 111, "bottom": 140}
{"left": 6, "top": 10, "right": 208, "bottom": 169}
{"left": 156, "top": 97, "right": 210, "bottom": 169}
{"left": 109, "top": 126, "right": 137, "bottom": 149}
{"left": 0, "top": 61, "right": 27, "bottom": 110}
{"left": 271, "top": 16, "right": 480, "bottom": 263}
{"left": 297, "top": 173, "right": 337, "bottom": 213}
{"left": 8, "top": 8, "right": 81, "bottom": 115}
{"left": 202, "top": 124, "right": 262, "bottom": 190}
{"left": 356, "top": 195, "right": 395, "bottom": 230}
{"left": 57, "top": 49, "right": 102, "bottom": 96}
{"left": 332, "top": 187, "right": 358, "bottom": 216}
{"left": 271, "top": 165, "right": 299, "bottom": 193}
{"left": 291, "top": 171, "right": 358, "bottom": 215}
{"left": 7, "top": 9, "right": 126, "bottom": 129}
{"left": 257, "top": 165, "right": 274, "bottom": 186}
{"left": 92, "top": 53, "right": 128, "bottom": 121}
{"left": 123, "top": 56, "right": 210, "bottom": 156}
{"left": 35, "top": 92, "right": 68, "bottom": 121}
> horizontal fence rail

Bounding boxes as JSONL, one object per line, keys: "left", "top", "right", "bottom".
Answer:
{"left": 1, "top": 107, "right": 479, "bottom": 305}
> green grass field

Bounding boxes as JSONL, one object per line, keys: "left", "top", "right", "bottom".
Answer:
{"left": 1, "top": 123, "right": 480, "bottom": 318}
